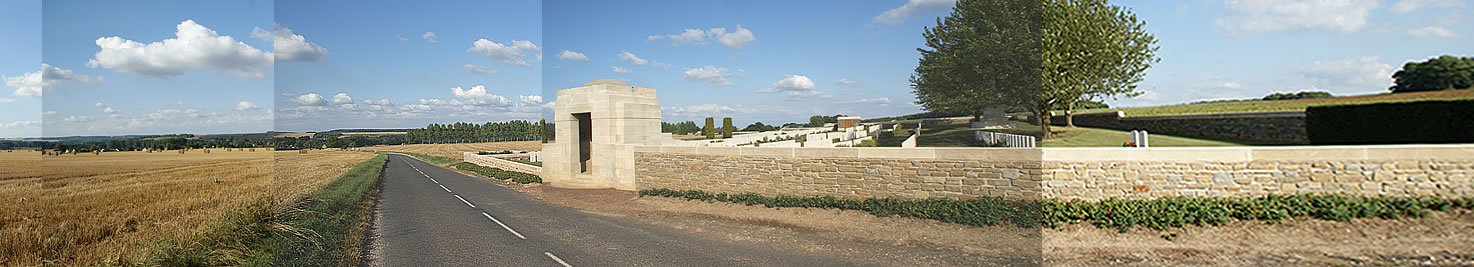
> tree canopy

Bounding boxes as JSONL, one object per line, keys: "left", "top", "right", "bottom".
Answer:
{"left": 1390, "top": 55, "right": 1474, "bottom": 93}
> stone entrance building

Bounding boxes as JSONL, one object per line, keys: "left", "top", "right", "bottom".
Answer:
{"left": 540, "top": 79, "right": 663, "bottom": 190}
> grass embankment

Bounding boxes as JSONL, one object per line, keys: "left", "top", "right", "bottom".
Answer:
{"left": 397, "top": 152, "right": 459, "bottom": 166}
{"left": 1079, "top": 89, "right": 1474, "bottom": 116}
{"left": 146, "top": 155, "right": 387, "bottom": 266}
{"left": 641, "top": 189, "right": 1474, "bottom": 232}
{"left": 452, "top": 162, "right": 542, "bottom": 184}
{"left": 877, "top": 122, "right": 1245, "bottom": 147}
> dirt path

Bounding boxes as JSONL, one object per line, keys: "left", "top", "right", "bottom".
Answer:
{"left": 458, "top": 172, "right": 1473, "bottom": 266}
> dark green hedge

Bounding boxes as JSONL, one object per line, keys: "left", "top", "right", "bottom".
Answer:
{"left": 640, "top": 189, "right": 1474, "bottom": 232}
{"left": 1306, "top": 99, "right": 1474, "bottom": 144}
{"left": 453, "top": 162, "right": 542, "bottom": 184}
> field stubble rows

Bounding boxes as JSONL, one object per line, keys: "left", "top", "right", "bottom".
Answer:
{"left": 366, "top": 141, "right": 543, "bottom": 159}
{"left": 0, "top": 149, "right": 374, "bottom": 265}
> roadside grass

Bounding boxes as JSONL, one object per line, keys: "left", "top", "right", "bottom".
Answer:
{"left": 452, "top": 162, "right": 542, "bottom": 184}
{"left": 641, "top": 189, "right": 1474, "bottom": 232}
{"left": 1076, "top": 89, "right": 1474, "bottom": 117}
{"left": 143, "top": 155, "right": 387, "bottom": 266}
{"left": 397, "top": 152, "right": 459, "bottom": 166}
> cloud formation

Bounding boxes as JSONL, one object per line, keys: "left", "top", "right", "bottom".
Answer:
{"left": 1217, "top": 0, "right": 1379, "bottom": 34}
{"left": 1300, "top": 56, "right": 1394, "bottom": 91}
{"left": 557, "top": 50, "right": 589, "bottom": 61}
{"left": 1407, "top": 26, "right": 1459, "bottom": 38}
{"left": 422, "top": 32, "right": 439, "bottom": 43}
{"left": 757, "top": 75, "right": 830, "bottom": 100}
{"left": 872, "top": 0, "right": 957, "bottom": 25}
{"left": 683, "top": 65, "right": 739, "bottom": 86}
{"left": 468, "top": 39, "right": 541, "bottom": 67}
{"left": 4, "top": 64, "right": 103, "bottom": 97}
{"left": 648, "top": 26, "right": 756, "bottom": 49}
{"left": 88, "top": 20, "right": 274, "bottom": 78}
{"left": 256, "top": 24, "right": 328, "bottom": 61}
{"left": 463, "top": 64, "right": 498, "bottom": 75}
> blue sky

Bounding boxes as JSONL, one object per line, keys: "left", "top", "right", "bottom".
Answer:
{"left": 274, "top": 0, "right": 543, "bottom": 132}
{"left": 39, "top": 0, "right": 274, "bottom": 137}
{"left": 2, "top": 0, "right": 1468, "bottom": 137}
{"left": 0, "top": 0, "right": 41, "bottom": 138}
{"left": 544, "top": 0, "right": 951, "bottom": 126}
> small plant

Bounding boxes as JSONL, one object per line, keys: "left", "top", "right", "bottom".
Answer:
{"left": 453, "top": 162, "right": 542, "bottom": 184}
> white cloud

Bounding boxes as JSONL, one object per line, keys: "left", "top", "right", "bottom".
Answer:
{"left": 62, "top": 116, "right": 94, "bottom": 123}
{"left": 0, "top": 120, "right": 39, "bottom": 129}
{"left": 236, "top": 101, "right": 260, "bottom": 111}
{"left": 650, "top": 26, "right": 756, "bottom": 49}
{"left": 846, "top": 97, "right": 892, "bottom": 106}
{"left": 664, "top": 103, "right": 744, "bottom": 117}
{"left": 262, "top": 24, "right": 329, "bottom": 61}
{"left": 468, "top": 39, "right": 540, "bottom": 67}
{"left": 0, "top": 98, "right": 13, "bottom": 104}
{"left": 1214, "top": 82, "right": 1244, "bottom": 89}
{"left": 834, "top": 79, "right": 860, "bottom": 87}
{"left": 1300, "top": 56, "right": 1394, "bottom": 91}
{"left": 5, "top": 64, "right": 103, "bottom": 97}
{"left": 451, "top": 85, "right": 512, "bottom": 107}
{"left": 1390, "top": 0, "right": 1466, "bottom": 14}
{"left": 422, "top": 31, "right": 438, "bottom": 43}
{"left": 758, "top": 74, "right": 830, "bottom": 100}
{"left": 611, "top": 66, "right": 633, "bottom": 74}
{"left": 1407, "top": 26, "right": 1459, "bottom": 38}
{"left": 519, "top": 95, "right": 542, "bottom": 106}
{"left": 683, "top": 65, "right": 738, "bottom": 86}
{"left": 709, "top": 26, "right": 756, "bottom": 49}
{"left": 331, "top": 92, "right": 354, "bottom": 105}
{"left": 617, "top": 51, "right": 649, "bottom": 65}
{"left": 88, "top": 20, "right": 273, "bottom": 78}
{"left": 872, "top": 0, "right": 957, "bottom": 25}
{"left": 396, "top": 35, "right": 409, "bottom": 42}
{"left": 557, "top": 50, "right": 589, "bottom": 61}
{"left": 103, "top": 107, "right": 118, "bottom": 114}
{"left": 294, "top": 93, "right": 328, "bottom": 106}
{"left": 463, "top": 64, "right": 498, "bottom": 75}
{"left": 1217, "top": 0, "right": 1379, "bottom": 34}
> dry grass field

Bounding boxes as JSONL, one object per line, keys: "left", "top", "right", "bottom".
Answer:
{"left": 1079, "top": 89, "right": 1474, "bottom": 116}
{"left": 0, "top": 149, "right": 374, "bottom": 266}
{"left": 368, "top": 141, "right": 542, "bottom": 159}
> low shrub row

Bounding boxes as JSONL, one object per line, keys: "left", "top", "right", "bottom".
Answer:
{"left": 453, "top": 162, "right": 542, "bottom": 184}
{"left": 638, "top": 189, "right": 1040, "bottom": 227}
{"left": 639, "top": 189, "right": 1474, "bottom": 232}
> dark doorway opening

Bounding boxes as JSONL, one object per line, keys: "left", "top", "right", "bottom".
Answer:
{"left": 575, "top": 112, "right": 591, "bottom": 173}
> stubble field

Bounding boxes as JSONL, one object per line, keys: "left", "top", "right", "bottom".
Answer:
{"left": 0, "top": 149, "right": 374, "bottom": 265}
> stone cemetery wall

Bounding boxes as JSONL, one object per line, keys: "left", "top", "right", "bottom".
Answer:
{"left": 632, "top": 145, "right": 1473, "bottom": 201}
{"left": 464, "top": 152, "right": 542, "bottom": 174}
{"left": 1049, "top": 111, "right": 1308, "bottom": 144}
{"left": 633, "top": 147, "right": 1046, "bottom": 200}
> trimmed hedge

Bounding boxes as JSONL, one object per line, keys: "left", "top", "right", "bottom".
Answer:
{"left": 640, "top": 189, "right": 1039, "bottom": 227}
{"left": 1306, "top": 99, "right": 1474, "bottom": 144}
{"left": 639, "top": 189, "right": 1474, "bottom": 232}
{"left": 453, "top": 162, "right": 542, "bottom": 184}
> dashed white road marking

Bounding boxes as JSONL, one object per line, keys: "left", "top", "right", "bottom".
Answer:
{"left": 545, "top": 252, "right": 572, "bottom": 267}
{"left": 454, "top": 194, "right": 476, "bottom": 208}
{"left": 400, "top": 155, "right": 529, "bottom": 241}
{"left": 483, "top": 212, "right": 527, "bottom": 240}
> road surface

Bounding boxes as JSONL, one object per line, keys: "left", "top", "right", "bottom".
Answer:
{"left": 367, "top": 154, "right": 871, "bottom": 266}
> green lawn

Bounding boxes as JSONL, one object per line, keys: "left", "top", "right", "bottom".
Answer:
{"left": 1074, "top": 89, "right": 1474, "bottom": 117}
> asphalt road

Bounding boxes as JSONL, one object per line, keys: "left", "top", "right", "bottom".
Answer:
{"left": 367, "top": 154, "right": 870, "bottom": 266}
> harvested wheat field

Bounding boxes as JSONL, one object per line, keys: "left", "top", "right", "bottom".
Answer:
{"left": 368, "top": 141, "right": 542, "bottom": 159}
{"left": 0, "top": 149, "right": 374, "bottom": 266}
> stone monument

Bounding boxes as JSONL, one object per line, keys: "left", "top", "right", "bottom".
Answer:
{"left": 540, "top": 79, "right": 664, "bottom": 190}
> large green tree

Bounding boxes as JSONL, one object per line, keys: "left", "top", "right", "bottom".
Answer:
{"left": 1390, "top": 55, "right": 1474, "bottom": 93}
{"left": 911, "top": 0, "right": 1042, "bottom": 136}
{"left": 1044, "top": 0, "right": 1158, "bottom": 128}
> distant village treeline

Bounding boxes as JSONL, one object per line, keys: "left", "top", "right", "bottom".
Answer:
{"left": 2, "top": 120, "right": 553, "bottom": 151}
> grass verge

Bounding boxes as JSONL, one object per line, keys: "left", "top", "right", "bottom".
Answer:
{"left": 452, "top": 162, "right": 542, "bottom": 184}
{"left": 397, "top": 152, "right": 459, "bottom": 166}
{"left": 640, "top": 189, "right": 1474, "bottom": 232}
{"left": 143, "top": 155, "right": 388, "bottom": 266}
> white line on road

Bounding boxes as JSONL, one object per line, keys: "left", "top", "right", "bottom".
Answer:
{"left": 439, "top": 184, "right": 452, "bottom": 193}
{"left": 544, "top": 252, "right": 572, "bottom": 267}
{"left": 454, "top": 194, "right": 476, "bottom": 208}
{"left": 429, "top": 178, "right": 439, "bottom": 184}
{"left": 483, "top": 212, "right": 527, "bottom": 240}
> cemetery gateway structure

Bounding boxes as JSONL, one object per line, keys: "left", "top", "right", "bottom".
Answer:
{"left": 515, "top": 80, "right": 1474, "bottom": 201}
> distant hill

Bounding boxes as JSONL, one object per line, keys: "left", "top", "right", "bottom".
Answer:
{"left": 1080, "top": 89, "right": 1474, "bottom": 117}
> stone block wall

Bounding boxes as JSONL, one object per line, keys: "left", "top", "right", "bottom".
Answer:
{"left": 1050, "top": 111, "right": 1308, "bottom": 144}
{"left": 633, "top": 147, "right": 1045, "bottom": 200}
{"left": 463, "top": 152, "right": 542, "bottom": 174}
{"left": 631, "top": 145, "right": 1474, "bottom": 201}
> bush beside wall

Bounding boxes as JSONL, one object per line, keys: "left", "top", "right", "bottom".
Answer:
{"left": 1306, "top": 100, "right": 1474, "bottom": 144}
{"left": 453, "top": 162, "right": 542, "bottom": 184}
